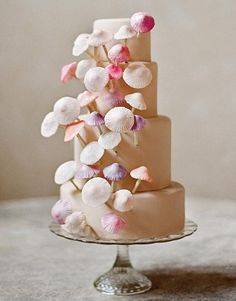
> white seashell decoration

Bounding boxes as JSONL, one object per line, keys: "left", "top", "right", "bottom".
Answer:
{"left": 54, "top": 160, "right": 77, "bottom": 185}
{"left": 53, "top": 97, "right": 80, "bottom": 125}
{"left": 72, "top": 33, "right": 90, "bottom": 56}
{"left": 114, "top": 25, "right": 136, "bottom": 40}
{"left": 41, "top": 111, "right": 59, "bottom": 138}
{"left": 124, "top": 92, "right": 147, "bottom": 111}
{"left": 88, "top": 29, "right": 113, "bottom": 47}
{"left": 104, "top": 107, "right": 134, "bottom": 133}
{"left": 84, "top": 67, "right": 109, "bottom": 93}
{"left": 80, "top": 141, "right": 104, "bottom": 165}
{"left": 77, "top": 90, "right": 97, "bottom": 107}
{"left": 82, "top": 177, "right": 112, "bottom": 207}
{"left": 123, "top": 62, "right": 152, "bottom": 89}
{"left": 62, "top": 211, "right": 87, "bottom": 234}
{"left": 98, "top": 132, "right": 121, "bottom": 150}
{"left": 75, "top": 59, "right": 97, "bottom": 80}
{"left": 113, "top": 189, "right": 134, "bottom": 212}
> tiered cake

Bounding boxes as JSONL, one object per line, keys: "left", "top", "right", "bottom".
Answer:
{"left": 41, "top": 13, "right": 185, "bottom": 240}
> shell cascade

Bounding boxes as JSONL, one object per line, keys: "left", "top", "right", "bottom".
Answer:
{"left": 42, "top": 12, "right": 156, "bottom": 236}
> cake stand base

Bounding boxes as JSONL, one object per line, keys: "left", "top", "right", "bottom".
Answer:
{"left": 49, "top": 219, "right": 197, "bottom": 296}
{"left": 94, "top": 245, "right": 152, "bottom": 295}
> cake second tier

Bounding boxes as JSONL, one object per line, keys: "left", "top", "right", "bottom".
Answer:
{"left": 75, "top": 115, "right": 171, "bottom": 192}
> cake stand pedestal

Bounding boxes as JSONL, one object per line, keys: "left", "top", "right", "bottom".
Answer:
{"left": 49, "top": 219, "right": 197, "bottom": 296}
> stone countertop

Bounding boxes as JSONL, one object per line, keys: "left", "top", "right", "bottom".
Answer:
{"left": 0, "top": 196, "right": 235, "bottom": 301}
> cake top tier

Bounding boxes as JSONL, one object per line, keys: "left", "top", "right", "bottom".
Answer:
{"left": 94, "top": 18, "right": 151, "bottom": 62}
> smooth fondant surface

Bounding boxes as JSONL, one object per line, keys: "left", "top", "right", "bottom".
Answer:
{"left": 61, "top": 181, "right": 185, "bottom": 239}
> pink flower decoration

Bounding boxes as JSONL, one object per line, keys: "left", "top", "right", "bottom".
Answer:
{"left": 64, "top": 120, "right": 85, "bottom": 142}
{"left": 103, "top": 89, "right": 124, "bottom": 105}
{"left": 130, "top": 12, "right": 155, "bottom": 33}
{"left": 101, "top": 213, "right": 126, "bottom": 234}
{"left": 108, "top": 44, "right": 130, "bottom": 64}
{"left": 51, "top": 199, "right": 72, "bottom": 224}
{"left": 60, "top": 62, "right": 77, "bottom": 83}
{"left": 105, "top": 64, "right": 123, "bottom": 80}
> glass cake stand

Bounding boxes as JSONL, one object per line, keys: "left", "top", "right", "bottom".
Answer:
{"left": 49, "top": 219, "right": 197, "bottom": 296}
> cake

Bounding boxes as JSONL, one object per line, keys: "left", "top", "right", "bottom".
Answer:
{"left": 41, "top": 12, "right": 185, "bottom": 240}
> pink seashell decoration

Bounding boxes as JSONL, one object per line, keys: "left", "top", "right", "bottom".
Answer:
{"left": 103, "top": 89, "right": 124, "bottom": 105}
{"left": 131, "top": 115, "right": 146, "bottom": 131}
{"left": 130, "top": 166, "right": 152, "bottom": 182}
{"left": 114, "top": 25, "right": 136, "bottom": 40}
{"left": 123, "top": 62, "right": 152, "bottom": 89}
{"left": 108, "top": 44, "right": 130, "bottom": 64}
{"left": 84, "top": 111, "right": 105, "bottom": 127}
{"left": 64, "top": 120, "right": 85, "bottom": 142}
{"left": 80, "top": 142, "right": 104, "bottom": 165}
{"left": 105, "top": 64, "right": 123, "bottom": 80}
{"left": 51, "top": 199, "right": 72, "bottom": 224}
{"left": 130, "top": 12, "right": 155, "bottom": 33}
{"left": 101, "top": 213, "right": 126, "bottom": 234}
{"left": 75, "top": 164, "right": 100, "bottom": 180}
{"left": 54, "top": 160, "right": 77, "bottom": 185}
{"left": 103, "top": 163, "right": 127, "bottom": 182}
{"left": 60, "top": 62, "right": 77, "bottom": 83}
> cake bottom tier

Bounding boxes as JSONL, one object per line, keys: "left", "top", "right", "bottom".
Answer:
{"left": 60, "top": 181, "right": 185, "bottom": 240}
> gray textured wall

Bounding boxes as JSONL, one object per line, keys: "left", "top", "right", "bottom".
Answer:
{"left": 0, "top": 0, "right": 235, "bottom": 200}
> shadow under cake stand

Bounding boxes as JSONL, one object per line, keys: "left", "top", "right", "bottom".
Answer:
{"left": 49, "top": 219, "right": 197, "bottom": 296}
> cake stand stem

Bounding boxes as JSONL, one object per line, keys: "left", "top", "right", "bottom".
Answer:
{"left": 93, "top": 245, "right": 152, "bottom": 295}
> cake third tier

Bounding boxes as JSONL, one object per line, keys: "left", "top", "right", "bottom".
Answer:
{"left": 75, "top": 115, "right": 171, "bottom": 192}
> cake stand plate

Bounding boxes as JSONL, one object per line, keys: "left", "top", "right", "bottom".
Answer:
{"left": 49, "top": 219, "right": 197, "bottom": 296}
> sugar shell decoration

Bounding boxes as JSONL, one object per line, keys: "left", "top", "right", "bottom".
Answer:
{"left": 41, "top": 112, "right": 59, "bottom": 138}
{"left": 51, "top": 199, "right": 72, "bottom": 224}
{"left": 72, "top": 33, "right": 90, "bottom": 57}
{"left": 84, "top": 111, "right": 104, "bottom": 135}
{"left": 101, "top": 213, "right": 126, "bottom": 234}
{"left": 123, "top": 62, "right": 152, "bottom": 89}
{"left": 104, "top": 107, "right": 134, "bottom": 133}
{"left": 75, "top": 164, "right": 100, "bottom": 180}
{"left": 80, "top": 141, "right": 104, "bottom": 165}
{"left": 75, "top": 59, "right": 96, "bottom": 80}
{"left": 54, "top": 161, "right": 79, "bottom": 190}
{"left": 88, "top": 29, "right": 113, "bottom": 47}
{"left": 64, "top": 120, "right": 86, "bottom": 146}
{"left": 124, "top": 92, "right": 147, "bottom": 113}
{"left": 102, "top": 89, "right": 124, "bottom": 106}
{"left": 84, "top": 67, "right": 109, "bottom": 93}
{"left": 98, "top": 132, "right": 121, "bottom": 152}
{"left": 105, "top": 64, "right": 123, "bottom": 80}
{"left": 130, "top": 12, "right": 155, "bottom": 34}
{"left": 130, "top": 166, "right": 152, "bottom": 193}
{"left": 53, "top": 97, "right": 80, "bottom": 125}
{"left": 82, "top": 177, "right": 112, "bottom": 207}
{"left": 131, "top": 114, "right": 146, "bottom": 146}
{"left": 108, "top": 44, "right": 130, "bottom": 64}
{"left": 77, "top": 90, "right": 97, "bottom": 112}
{"left": 113, "top": 189, "right": 134, "bottom": 212}
{"left": 103, "top": 163, "right": 127, "bottom": 192}
{"left": 114, "top": 25, "right": 136, "bottom": 41}
{"left": 60, "top": 62, "right": 77, "bottom": 83}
